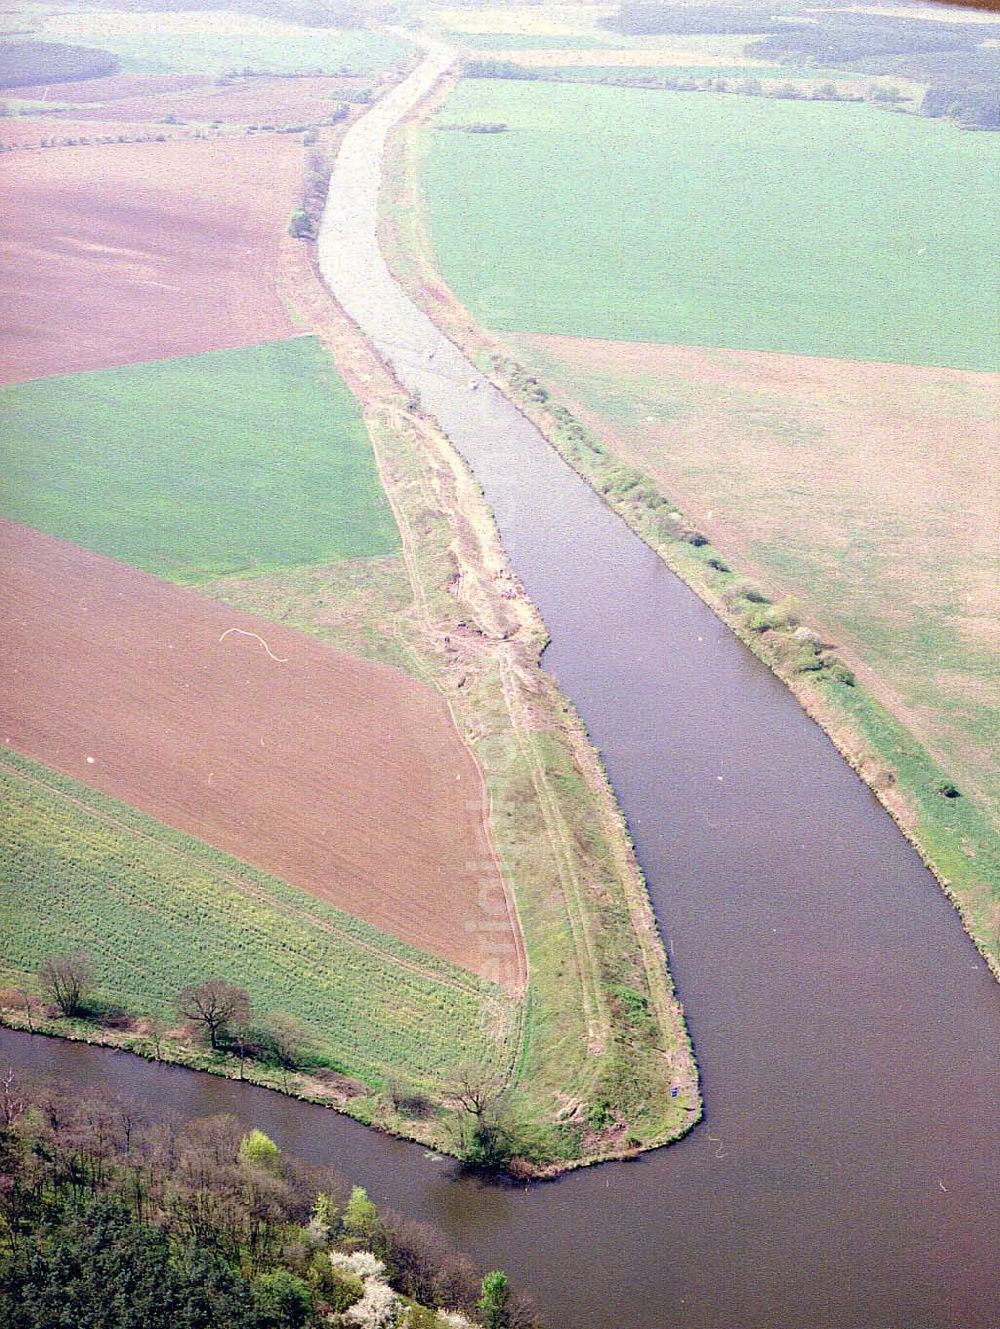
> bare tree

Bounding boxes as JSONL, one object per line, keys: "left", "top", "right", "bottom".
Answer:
{"left": 39, "top": 949, "right": 94, "bottom": 1017}
{"left": 0, "top": 1061, "right": 24, "bottom": 1128}
{"left": 261, "top": 1012, "right": 311, "bottom": 1091}
{"left": 146, "top": 1013, "right": 166, "bottom": 1061}
{"left": 448, "top": 1062, "right": 516, "bottom": 1169}
{"left": 448, "top": 1061, "right": 506, "bottom": 1121}
{"left": 15, "top": 986, "right": 36, "bottom": 1034}
{"left": 176, "top": 979, "right": 250, "bottom": 1051}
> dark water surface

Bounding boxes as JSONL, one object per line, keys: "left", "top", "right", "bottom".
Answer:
{"left": 5, "top": 46, "right": 998, "bottom": 1329}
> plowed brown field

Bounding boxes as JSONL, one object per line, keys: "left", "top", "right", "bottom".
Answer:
{"left": 0, "top": 521, "right": 518, "bottom": 982}
{"left": 0, "top": 136, "right": 300, "bottom": 382}
{"left": 66, "top": 74, "right": 370, "bottom": 125}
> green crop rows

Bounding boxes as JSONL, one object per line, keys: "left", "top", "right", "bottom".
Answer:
{"left": 0, "top": 337, "right": 400, "bottom": 582}
{"left": 0, "top": 747, "right": 509, "bottom": 1088}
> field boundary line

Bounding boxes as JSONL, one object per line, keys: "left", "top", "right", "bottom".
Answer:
{"left": 0, "top": 753, "right": 512, "bottom": 1015}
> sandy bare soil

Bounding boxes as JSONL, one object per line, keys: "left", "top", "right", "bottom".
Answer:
{"left": 0, "top": 135, "right": 301, "bottom": 382}
{"left": 0, "top": 520, "right": 514, "bottom": 981}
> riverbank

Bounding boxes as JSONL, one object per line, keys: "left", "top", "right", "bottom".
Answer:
{"left": 377, "top": 63, "right": 999, "bottom": 981}
{"left": 282, "top": 174, "right": 702, "bottom": 1169}
{"left": 1, "top": 76, "right": 701, "bottom": 1172}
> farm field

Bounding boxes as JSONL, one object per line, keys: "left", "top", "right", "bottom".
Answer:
{"left": 473, "top": 46, "right": 774, "bottom": 65}
{"left": 0, "top": 113, "right": 190, "bottom": 146}
{"left": 0, "top": 135, "right": 302, "bottom": 381}
{"left": 8, "top": 71, "right": 210, "bottom": 101}
{"left": 0, "top": 519, "right": 516, "bottom": 981}
{"left": 421, "top": 80, "right": 1000, "bottom": 370}
{"left": 0, "top": 746, "right": 508, "bottom": 1089}
{"left": 504, "top": 333, "right": 1000, "bottom": 819}
{"left": 59, "top": 72, "right": 373, "bottom": 125}
{"left": 33, "top": 8, "right": 410, "bottom": 76}
{"left": 432, "top": 3, "right": 618, "bottom": 39}
{"left": 433, "top": 1, "right": 759, "bottom": 53}
{"left": 0, "top": 9, "right": 698, "bottom": 1167}
{"left": 385, "top": 49, "right": 999, "bottom": 961}
{"left": 0, "top": 338, "right": 400, "bottom": 580}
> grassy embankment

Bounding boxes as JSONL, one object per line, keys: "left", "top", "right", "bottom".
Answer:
{"left": 380, "top": 72, "right": 1000, "bottom": 974}
{"left": 1, "top": 238, "right": 699, "bottom": 1165}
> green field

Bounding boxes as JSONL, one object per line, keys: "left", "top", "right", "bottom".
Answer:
{"left": 423, "top": 80, "right": 1000, "bottom": 369}
{"left": 0, "top": 337, "right": 400, "bottom": 582}
{"left": 0, "top": 747, "right": 507, "bottom": 1088}
{"left": 37, "top": 11, "right": 409, "bottom": 75}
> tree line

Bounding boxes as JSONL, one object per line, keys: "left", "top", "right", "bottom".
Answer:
{"left": 25, "top": 953, "right": 315, "bottom": 1091}
{"left": 15, "top": 951, "right": 534, "bottom": 1174}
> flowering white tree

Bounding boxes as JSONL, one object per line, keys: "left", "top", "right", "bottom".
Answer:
{"left": 331, "top": 1252, "right": 401, "bottom": 1328}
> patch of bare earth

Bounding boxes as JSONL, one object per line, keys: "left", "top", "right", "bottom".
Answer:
{"left": 0, "top": 135, "right": 302, "bottom": 382}
{"left": 0, "top": 520, "right": 514, "bottom": 983}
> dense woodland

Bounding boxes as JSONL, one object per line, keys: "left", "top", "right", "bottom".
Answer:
{"left": 0, "top": 1065, "right": 542, "bottom": 1328}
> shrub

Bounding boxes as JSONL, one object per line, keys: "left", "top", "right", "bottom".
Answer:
{"left": 736, "top": 581, "right": 769, "bottom": 605}
{"left": 384, "top": 1075, "right": 435, "bottom": 1119}
{"left": 824, "top": 658, "right": 856, "bottom": 686}
{"left": 321, "top": 1261, "right": 365, "bottom": 1313}
{"left": 239, "top": 1128, "right": 282, "bottom": 1172}
{"left": 288, "top": 208, "right": 315, "bottom": 240}
{"left": 252, "top": 1268, "right": 314, "bottom": 1328}
{"left": 745, "top": 600, "right": 798, "bottom": 633}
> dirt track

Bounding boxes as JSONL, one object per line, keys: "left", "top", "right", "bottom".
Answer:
{"left": 0, "top": 136, "right": 301, "bottom": 383}
{"left": 0, "top": 520, "right": 513, "bottom": 982}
